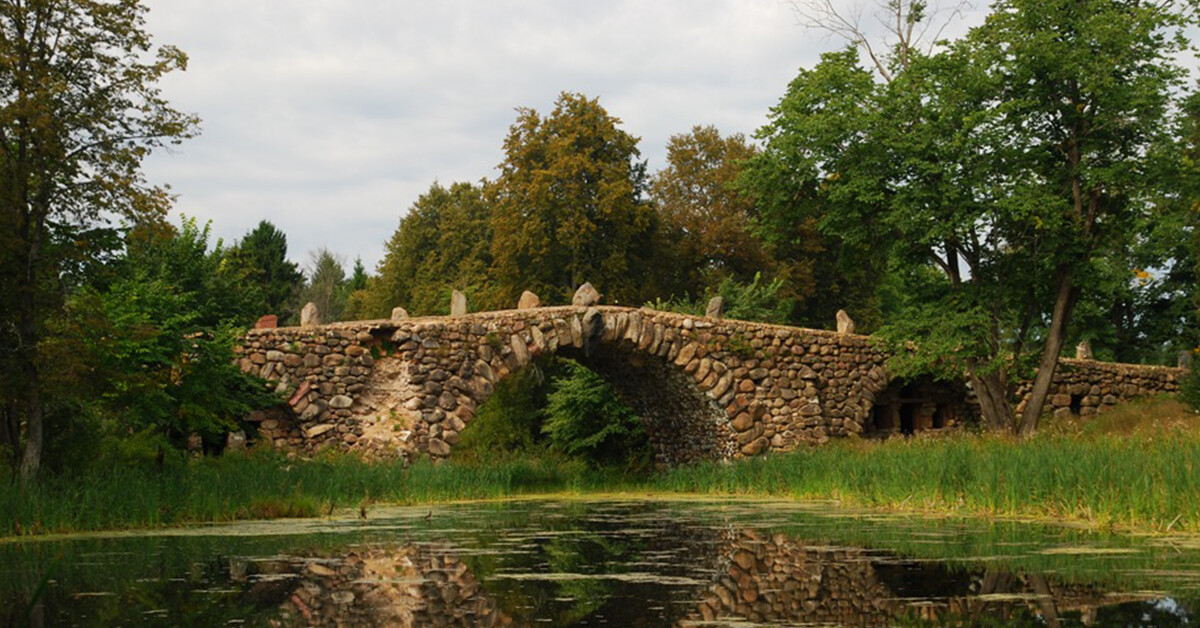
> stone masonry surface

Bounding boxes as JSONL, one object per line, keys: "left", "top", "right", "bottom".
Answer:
{"left": 236, "top": 306, "right": 1183, "bottom": 463}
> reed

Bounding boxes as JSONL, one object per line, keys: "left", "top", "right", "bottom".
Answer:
{"left": 655, "top": 398, "right": 1200, "bottom": 532}
{"left": 2, "top": 397, "right": 1195, "bottom": 537}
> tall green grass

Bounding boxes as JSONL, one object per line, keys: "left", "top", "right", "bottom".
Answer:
{"left": 4, "top": 398, "right": 1197, "bottom": 537}
{"left": 0, "top": 452, "right": 632, "bottom": 537}
{"left": 655, "top": 426, "right": 1200, "bottom": 531}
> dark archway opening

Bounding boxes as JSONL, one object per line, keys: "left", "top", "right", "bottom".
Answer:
{"left": 868, "top": 377, "right": 976, "bottom": 437}
{"left": 456, "top": 342, "right": 727, "bottom": 468}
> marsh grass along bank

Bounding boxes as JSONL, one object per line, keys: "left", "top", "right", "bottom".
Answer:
{"left": 3, "top": 397, "right": 1197, "bottom": 538}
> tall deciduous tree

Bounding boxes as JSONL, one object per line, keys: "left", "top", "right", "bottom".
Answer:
{"left": 651, "top": 126, "right": 771, "bottom": 295}
{"left": 739, "top": 50, "right": 889, "bottom": 331}
{"left": 489, "top": 92, "right": 659, "bottom": 305}
{"left": 754, "top": 0, "right": 1193, "bottom": 433}
{"left": 0, "top": 0, "right": 198, "bottom": 479}
{"left": 362, "top": 180, "right": 493, "bottom": 316}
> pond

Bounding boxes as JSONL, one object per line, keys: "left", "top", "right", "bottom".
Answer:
{"left": 2, "top": 498, "right": 1198, "bottom": 626}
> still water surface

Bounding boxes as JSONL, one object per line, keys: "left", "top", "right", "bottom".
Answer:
{"left": 2, "top": 498, "right": 1199, "bottom": 626}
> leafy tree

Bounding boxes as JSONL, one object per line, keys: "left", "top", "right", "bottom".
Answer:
{"left": 66, "top": 218, "right": 273, "bottom": 466}
{"left": 362, "top": 181, "right": 493, "bottom": 316}
{"left": 298, "top": 249, "right": 347, "bottom": 323}
{"left": 739, "top": 49, "right": 888, "bottom": 331}
{"left": 647, "top": 272, "right": 793, "bottom": 325}
{"left": 489, "top": 92, "right": 660, "bottom": 306}
{"left": 224, "top": 221, "right": 303, "bottom": 325}
{"left": 651, "top": 126, "right": 770, "bottom": 293}
{"left": 341, "top": 257, "right": 372, "bottom": 321}
{"left": 750, "top": 0, "right": 1194, "bottom": 434}
{"left": 542, "top": 360, "right": 650, "bottom": 469}
{"left": 0, "top": 0, "right": 199, "bottom": 480}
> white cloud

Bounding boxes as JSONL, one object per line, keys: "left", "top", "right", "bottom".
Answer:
{"left": 142, "top": 1, "right": 985, "bottom": 271}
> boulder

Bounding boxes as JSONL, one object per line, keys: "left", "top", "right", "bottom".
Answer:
{"left": 391, "top": 306, "right": 409, "bottom": 320}
{"left": 517, "top": 291, "right": 541, "bottom": 309}
{"left": 300, "top": 302, "right": 320, "bottom": 327}
{"left": 254, "top": 315, "right": 278, "bottom": 330}
{"left": 705, "top": 296, "right": 724, "bottom": 319}
{"left": 225, "top": 430, "right": 247, "bottom": 453}
{"left": 450, "top": 290, "right": 468, "bottom": 316}
{"left": 836, "top": 309, "right": 855, "bottom": 335}
{"left": 1076, "top": 340, "right": 1094, "bottom": 360}
{"left": 572, "top": 282, "right": 601, "bottom": 306}
{"left": 1179, "top": 350, "right": 1194, "bottom": 370}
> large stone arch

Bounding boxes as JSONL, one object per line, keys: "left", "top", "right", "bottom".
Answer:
{"left": 354, "top": 307, "right": 735, "bottom": 465}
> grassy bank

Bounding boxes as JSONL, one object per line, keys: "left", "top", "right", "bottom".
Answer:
{"left": 0, "top": 455, "right": 631, "bottom": 537}
{"left": 3, "top": 397, "right": 1197, "bottom": 537}
{"left": 657, "top": 401, "right": 1200, "bottom": 531}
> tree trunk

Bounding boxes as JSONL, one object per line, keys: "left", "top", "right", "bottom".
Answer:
{"left": 17, "top": 296, "right": 43, "bottom": 483}
{"left": 1019, "top": 266, "right": 1079, "bottom": 437}
{"left": 967, "top": 366, "right": 1014, "bottom": 432}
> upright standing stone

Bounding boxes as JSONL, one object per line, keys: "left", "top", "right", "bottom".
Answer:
{"left": 517, "top": 291, "right": 541, "bottom": 309}
{"left": 1076, "top": 340, "right": 1094, "bottom": 360}
{"left": 391, "top": 306, "right": 409, "bottom": 320}
{"left": 450, "top": 290, "right": 468, "bottom": 316}
{"left": 225, "top": 430, "right": 247, "bottom": 453}
{"left": 705, "top": 296, "right": 724, "bottom": 320}
{"left": 572, "top": 282, "right": 601, "bottom": 306}
{"left": 836, "top": 309, "right": 855, "bottom": 335}
{"left": 300, "top": 302, "right": 320, "bottom": 327}
{"left": 254, "top": 314, "right": 278, "bottom": 330}
{"left": 1180, "top": 350, "right": 1195, "bottom": 370}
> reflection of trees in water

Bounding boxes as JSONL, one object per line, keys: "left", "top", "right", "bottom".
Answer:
{"left": 273, "top": 526, "right": 1189, "bottom": 627}
{"left": 8, "top": 515, "right": 1194, "bottom": 626}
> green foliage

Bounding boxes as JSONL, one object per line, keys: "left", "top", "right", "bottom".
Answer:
{"left": 455, "top": 363, "right": 548, "bottom": 461}
{"left": 363, "top": 181, "right": 493, "bottom": 316}
{"left": 748, "top": 0, "right": 1197, "bottom": 430}
{"left": 489, "top": 92, "right": 661, "bottom": 306}
{"left": 457, "top": 357, "right": 651, "bottom": 469}
{"left": 59, "top": 218, "right": 277, "bottom": 466}
{"left": 738, "top": 48, "right": 886, "bottom": 331}
{"left": 223, "top": 221, "right": 303, "bottom": 325}
{"left": 650, "top": 126, "right": 772, "bottom": 294}
{"left": 542, "top": 361, "right": 650, "bottom": 468}
{"left": 647, "top": 273, "right": 792, "bottom": 325}
{"left": 297, "top": 248, "right": 348, "bottom": 323}
{"left": 0, "top": 0, "right": 200, "bottom": 479}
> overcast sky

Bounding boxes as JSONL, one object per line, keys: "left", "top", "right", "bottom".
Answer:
{"left": 142, "top": 1, "right": 988, "bottom": 273}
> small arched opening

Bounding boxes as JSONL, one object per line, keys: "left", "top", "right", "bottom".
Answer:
{"left": 867, "top": 377, "right": 976, "bottom": 437}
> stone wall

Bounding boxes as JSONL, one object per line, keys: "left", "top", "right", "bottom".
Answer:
{"left": 1017, "top": 358, "right": 1182, "bottom": 419}
{"left": 235, "top": 305, "right": 1186, "bottom": 463}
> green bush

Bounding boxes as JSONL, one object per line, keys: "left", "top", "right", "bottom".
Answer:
{"left": 646, "top": 272, "right": 792, "bottom": 324}
{"left": 543, "top": 360, "right": 652, "bottom": 469}
{"left": 456, "top": 357, "right": 651, "bottom": 469}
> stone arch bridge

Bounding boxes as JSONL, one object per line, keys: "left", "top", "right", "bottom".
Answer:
{"left": 236, "top": 306, "right": 1183, "bottom": 464}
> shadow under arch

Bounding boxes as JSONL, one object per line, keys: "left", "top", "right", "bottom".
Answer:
{"left": 450, "top": 311, "right": 733, "bottom": 466}
{"left": 863, "top": 375, "right": 978, "bottom": 437}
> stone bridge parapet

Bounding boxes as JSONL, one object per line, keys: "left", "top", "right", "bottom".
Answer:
{"left": 235, "top": 306, "right": 1184, "bottom": 463}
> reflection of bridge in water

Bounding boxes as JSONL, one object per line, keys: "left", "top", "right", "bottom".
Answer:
{"left": 237, "top": 306, "right": 1184, "bottom": 464}
{"left": 253, "top": 526, "right": 1150, "bottom": 627}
